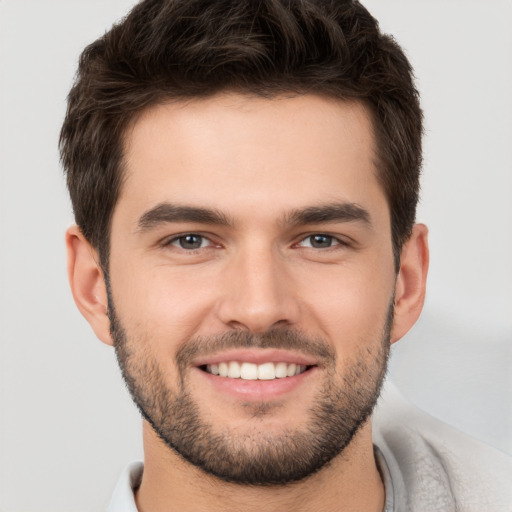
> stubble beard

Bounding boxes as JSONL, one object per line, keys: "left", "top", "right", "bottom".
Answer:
{"left": 108, "top": 292, "right": 392, "bottom": 486}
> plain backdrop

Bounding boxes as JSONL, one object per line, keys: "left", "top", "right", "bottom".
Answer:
{"left": 1, "top": 1, "right": 511, "bottom": 511}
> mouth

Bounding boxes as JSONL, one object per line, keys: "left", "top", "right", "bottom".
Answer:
{"left": 200, "top": 361, "right": 312, "bottom": 380}
{"left": 192, "top": 349, "right": 320, "bottom": 400}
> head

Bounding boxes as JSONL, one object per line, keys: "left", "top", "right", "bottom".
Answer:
{"left": 60, "top": 0, "right": 422, "bottom": 273}
{"left": 62, "top": 0, "right": 428, "bottom": 486}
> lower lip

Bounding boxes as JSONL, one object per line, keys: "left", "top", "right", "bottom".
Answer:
{"left": 194, "top": 366, "right": 318, "bottom": 401}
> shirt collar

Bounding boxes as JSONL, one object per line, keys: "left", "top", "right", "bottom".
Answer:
{"left": 106, "top": 460, "right": 143, "bottom": 512}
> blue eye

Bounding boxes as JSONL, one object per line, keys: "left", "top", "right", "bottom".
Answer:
{"left": 299, "top": 234, "right": 340, "bottom": 249}
{"left": 170, "top": 234, "right": 209, "bottom": 250}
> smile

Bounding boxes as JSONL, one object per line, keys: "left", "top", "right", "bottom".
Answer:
{"left": 204, "top": 361, "right": 310, "bottom": 380}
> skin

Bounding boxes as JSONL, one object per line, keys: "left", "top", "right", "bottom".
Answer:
{"left": 66, "top": 93, "right": 429, "bottom": 512}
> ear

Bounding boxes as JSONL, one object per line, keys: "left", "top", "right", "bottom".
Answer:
{"left": 391, "top": 223, "right": 429, "bottom": 344}
{"left": 65, "top": 225, "right": 113, "bottom": 346}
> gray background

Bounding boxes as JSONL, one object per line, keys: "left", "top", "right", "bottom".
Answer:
{"left": 1, "top": 1, "right": 511, "bottom": 510}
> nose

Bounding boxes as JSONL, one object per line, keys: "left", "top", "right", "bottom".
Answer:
{"left": 216, "top": 245, "right": 301, "bottom": 333}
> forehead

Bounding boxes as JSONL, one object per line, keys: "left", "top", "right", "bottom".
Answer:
{"left": 117, "top": 93, "right": 387, "bottom": 228}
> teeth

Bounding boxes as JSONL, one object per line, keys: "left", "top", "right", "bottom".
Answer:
{"left": 205, "top": 362, "right": 308, "bottom": 380}
{"left": 228, "top": 361, "right": 241, "bottom": 378}
{"left": 218, "top": 362, "right": 229, "bottom": 377}
{"left": 240, "top": 362, "right": 258, "bottom": 380}
{"left": 258, "top": 362, "right": 276, "bottom": 380}
{"left": 275, "top": 362, "right": 288, "bottom": 378}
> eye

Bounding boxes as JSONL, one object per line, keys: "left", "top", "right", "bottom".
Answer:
{"left": 298, "top": 234, "right": 342, "bottom": 249}
{"left": 167, "top": 234, "right": 212, "bottom": 250}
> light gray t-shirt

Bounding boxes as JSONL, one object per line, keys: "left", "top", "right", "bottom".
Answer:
{"left": 107, "top": 383, "right": 512, "bottom": 511}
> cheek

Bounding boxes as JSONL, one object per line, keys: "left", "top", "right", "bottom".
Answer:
{"left": 109, "top": 261, "right": 219, "bottom": 351}
{"left": 298, "top": 261, "right": 394, "bottom": 355}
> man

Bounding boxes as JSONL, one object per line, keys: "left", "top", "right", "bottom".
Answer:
{"left": 60, "top": 0, "right": 511, "bottom": 510}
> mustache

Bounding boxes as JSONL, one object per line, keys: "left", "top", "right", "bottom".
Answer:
{"left": 176, "top": 329, "right": 335, "bottom": 370}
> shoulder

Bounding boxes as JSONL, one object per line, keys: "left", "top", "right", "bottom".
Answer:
{"left": 373, "top": 381, "right": 512, "bottom": 512}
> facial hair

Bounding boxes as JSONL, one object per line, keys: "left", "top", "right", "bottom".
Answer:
{"left": 108, "top": 292, "right": 392, "bottom": 486}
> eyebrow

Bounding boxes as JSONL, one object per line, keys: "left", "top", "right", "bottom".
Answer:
{"left": 136, "top": 201, "right": 371, "bottom": 233}
{"left": 137, "top": 203, "right": 233, "bottom": 232}
{"left": 283, "top": 203, "right": 371, "bottom": 227}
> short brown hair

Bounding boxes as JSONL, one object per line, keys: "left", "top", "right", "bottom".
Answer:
{"left": 60, "top": 0, "right": 422, "bottom": 271}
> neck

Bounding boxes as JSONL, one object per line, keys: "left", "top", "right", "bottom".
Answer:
{"left": 135, "top": 420, "right": 385, "bottom": 512}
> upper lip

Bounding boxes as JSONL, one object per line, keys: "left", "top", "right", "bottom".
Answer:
{"left": 192, "top": 348, "right": 319, "bottom": 367}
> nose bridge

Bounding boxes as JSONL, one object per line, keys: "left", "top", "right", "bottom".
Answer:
{"left": 217, "top": 239, "right": 299, "bottom": 332}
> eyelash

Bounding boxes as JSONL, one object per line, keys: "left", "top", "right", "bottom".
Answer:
{"left": 296, "top": 234, "right": 349, "bottom": 249}
{"left": 163, "top": 233, "right": 216, "bottom": 251}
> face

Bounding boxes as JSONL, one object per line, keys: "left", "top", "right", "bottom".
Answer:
{"left": 107, "top": 94, "right": 397, "bottom": 484}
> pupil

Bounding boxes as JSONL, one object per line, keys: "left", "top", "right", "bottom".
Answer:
{"left": 180, "top": 235, "right": 202, "bottom": 249}
{"left": 312, "top": 235, "right": 331, "bottom": 248}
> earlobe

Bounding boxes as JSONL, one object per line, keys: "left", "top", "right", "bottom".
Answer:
{"left": 65, "top": 225, "right": 113, "bottom": 346}
{"left": 391, "top": 223, "right": 429, "bottom": 344}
